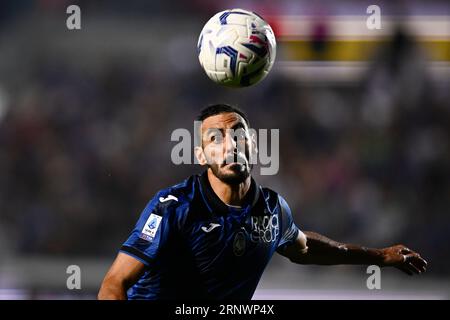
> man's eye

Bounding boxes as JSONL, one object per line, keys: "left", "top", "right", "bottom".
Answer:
{"left": 211, "top": 135, "right": 223, "bottom": 143}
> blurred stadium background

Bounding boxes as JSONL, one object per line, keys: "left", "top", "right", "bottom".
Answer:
{"left": 0, "top": 0, "right": 449, "bottom": 299}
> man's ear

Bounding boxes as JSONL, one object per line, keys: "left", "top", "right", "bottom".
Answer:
{"left": 194, "top": 146, "right": 207, "bottom": 165}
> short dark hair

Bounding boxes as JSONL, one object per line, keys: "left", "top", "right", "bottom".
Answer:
{"left": 196, "top": 104, "right": 250, "bottom": 127}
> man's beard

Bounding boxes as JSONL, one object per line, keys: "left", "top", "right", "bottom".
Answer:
{"left": 208, "top": 160, "right": 251, "bottom": 185}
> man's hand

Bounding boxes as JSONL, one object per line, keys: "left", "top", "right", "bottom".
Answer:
{"left": 380, "top": 244, "right": 428, "bottom": 276}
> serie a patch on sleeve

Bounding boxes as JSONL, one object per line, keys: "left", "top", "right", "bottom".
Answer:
{"left": 139, "top": 213, "right": 163, "bottom": 242}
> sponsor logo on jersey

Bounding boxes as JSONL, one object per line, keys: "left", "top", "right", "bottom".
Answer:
{"left": 159, "top": 195, "right": 178, "bottom": 203}
{"left": 201, "top": 223, "right": 221, "bottom": 233}
{"left": 250, "top": 215, "right": 279, "bottom": 243}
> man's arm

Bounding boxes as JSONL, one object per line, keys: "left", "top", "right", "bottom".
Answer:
{"left": 98, "top": 252, "right": 146, "bottom": 300}
{"left": 280, "top": 231, "right": 427, "bottom": 275}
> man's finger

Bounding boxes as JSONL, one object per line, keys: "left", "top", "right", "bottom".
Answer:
{"left": 404, "top": 253, "right": 420, "bottom": 262}
{"left": 406, "top": 254, "right": 427, "bottom": 268}
{"left": 405, "top": 263, "right": 420, "bottom": 275}
{"left": 400, "top": 247, "right": 412, "bottom": 254}
{"left": 407, "top": 262, "right": 422, "bottom": 274}
{"left": 399, "top": 257, "right": 421, "bottom": 275}
{"left": 410, "top": 257, "right": 427, "bottom": 273}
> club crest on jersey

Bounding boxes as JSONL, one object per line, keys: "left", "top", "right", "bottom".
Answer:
{"left": 233, "top": 230, "right": 246, "bottom": 256}
{"left": 140, "top": 213, "right": 162, "bottom": 242}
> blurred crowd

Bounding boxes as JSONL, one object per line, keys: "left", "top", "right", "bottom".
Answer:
{"left": 0, "top": 2, "right": 449, "bottom": 276}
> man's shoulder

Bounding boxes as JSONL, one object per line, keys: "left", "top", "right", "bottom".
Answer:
{"left": 257, "top": 184, "right": 294, "bottom": 215}
{"left": 259, "top": 184, "right": 282, "bottom": 204}
{"left": 148, "top": 174, "right": 200, "bottom": 217}
{"left": 154, "top": 174, "right": 198, "bottom": 202}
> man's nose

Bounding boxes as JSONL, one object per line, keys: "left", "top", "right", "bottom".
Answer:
{"left": 224, "top": 131, "right": 238, "bottom": 153}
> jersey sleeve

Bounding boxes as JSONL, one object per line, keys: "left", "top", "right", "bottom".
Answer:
{"left": 276, "top": 195, "right": 300, "bottom": 253}
{"left": 120, "top": 191, "right": 174, "bottom": 266}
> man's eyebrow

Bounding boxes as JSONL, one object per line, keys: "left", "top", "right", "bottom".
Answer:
{"left": 202, "top": 122, "right": 246, "bottom": 137}
{"left": 203, "top": 127, "right": 224, "bottom": 136}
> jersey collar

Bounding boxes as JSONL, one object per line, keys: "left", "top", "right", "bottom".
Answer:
{"left": 199, "top": 170, "right": 260, "bottom": 216}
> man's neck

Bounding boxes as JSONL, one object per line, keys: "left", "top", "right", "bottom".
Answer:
{"left": 207, "top": 169, "right": 251, "bottom": 207}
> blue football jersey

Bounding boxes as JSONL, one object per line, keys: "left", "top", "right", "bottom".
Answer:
{"left": 120, "top": 171, "right": 300, "bottom": 300}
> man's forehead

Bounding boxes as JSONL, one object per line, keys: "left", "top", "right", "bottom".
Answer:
{"left": 201, "top": 112, "right": 247, "bottom": 131}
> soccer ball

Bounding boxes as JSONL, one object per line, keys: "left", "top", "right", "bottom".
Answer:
{"left": 197, "top": 8, "right": 276, "bottom": 88}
